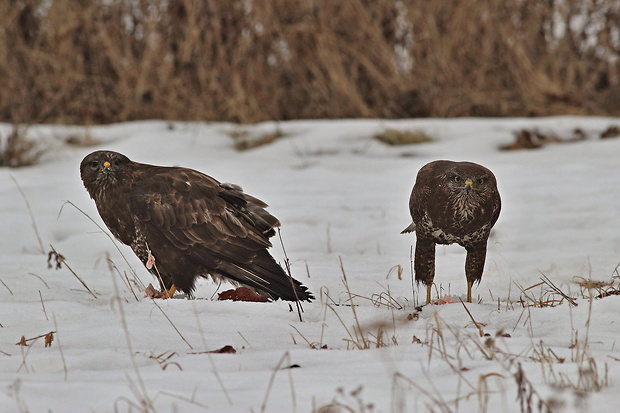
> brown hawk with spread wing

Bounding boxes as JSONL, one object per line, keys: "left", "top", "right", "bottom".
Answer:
{"left": 80, "top": 150, "right": 313, "bottom": 302}
{"left": 402, "top": 160, "right": 501, "bottom": 304}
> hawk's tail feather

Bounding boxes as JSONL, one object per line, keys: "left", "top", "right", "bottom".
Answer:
{"left": 401, "top": 222, "right": 416, "bottom": 234}
{"left": 218, "top": 251, "right": 314, "bottom": 302}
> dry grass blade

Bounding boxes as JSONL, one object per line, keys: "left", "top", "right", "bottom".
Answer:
{"left": 277, "top": 228, "right": 304, "bottom": 322}
{"left": 324, "top": 302, "right": 361, "bottom": 350}
{"left": 38, "top": 290, "right": 48, "bottom": 321}
{"left": 539, "top": 272, "right": 577, "bottom": 306}
{"left": 48, "top": 244, "right": 97, "bottom": 299}
{"left": 105, "top": 258, "right": 140, "bottom": 301}
{"left": 0, "top": 278, "right": 13, "bottom": 295}
{"left": 52, "top": 315, "right": 68, "bottom": 380}
{"left": 459, "top": 298, "right": 485, "bottom": 337}
{"left": 385, "top": 264, "right": 403, "bottom": 280}
{"left": 260, "top": 351, "right": 297, "bottom": 413}
{"left": 148, "top": 351, "right": 183, "bottom": 371}
{"left": 393, "top": 372, "right": 453, "bottom": 413}
{"left": 514, "top": 280, "right": 564, "bottom": 308}
{"left": 238, "top": 331, "right": 253, "bottom": 349}
{"left": 15, "top": 331, "right": 56, "bottom": 347}
{"left": 369, "top": 289, "right": 404, "bottom": 310}
{"left": 157, "top": 391, "right": 210, "bottom": 410}
{"left": 59, "top": 200, "right": 141, "bottom": 289}
{"left": 409, "top": 245, "right": 417, "bottom": 306}
{"left": 28, "top": 273, "right": 50, "bottom": 289}
{"left": 150, "top": 299, "right": 193, "bottom": 350}
{"left": 289, "top": 324, "right": 325, "bottom": 350}
{"left": 514, "top": 363, "right": 552, "bottom": 413}
{"left": 339, "top": 257, "right": 364, "bottom": 344}
{"left": 335, "top": 257, "right": 380, "bottom": 350}
{"left": 321, "top": 266, "right": 398, "bottom": 350}
{"left": 424, "top": 314, "right": 460, "bottom": 363}
{"left": 10, "top": 175, "right": 44, "bottom": 254}
{"left": 315, "top": 386, "right": 375, "bottom": 413}
{"left": 190, "top": 302, "right": 234, "bottom": 406}
{"left": 110, "top": 271, "right": 155, "bottom": 412}
{"left": 7, "top": 379, "right": 29, "bottom": 413}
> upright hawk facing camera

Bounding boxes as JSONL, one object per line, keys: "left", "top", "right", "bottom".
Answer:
{"left": 80, "top": 150, "right": 313, "bottom": 302}
{"left": 402, "top": 160, "right": 501, "bottom": 304}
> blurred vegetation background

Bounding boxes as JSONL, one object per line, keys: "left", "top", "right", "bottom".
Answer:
{"left": 1, "top": 0, "right": 619, "bottom": 125}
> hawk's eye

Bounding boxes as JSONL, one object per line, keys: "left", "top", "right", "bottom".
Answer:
{"left": 113, "top": 158, "right": 120, "bottom": 167}
{"left": 477, "top": 178, "right": 485, "bottom": 185}
{"left": 453, "top": 176, "right": 462, "bottom": 183}
{"left": 90, "top": 160, "right": 99, "bottom": 169}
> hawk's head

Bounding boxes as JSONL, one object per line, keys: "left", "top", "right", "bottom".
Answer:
{"left": 80, "top": 150, "right": 132, "bottom": 199}
{"left": 440, "top": 162, "right": 498, "bottom": 212}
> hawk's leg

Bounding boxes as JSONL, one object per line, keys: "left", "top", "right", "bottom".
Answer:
{"left": 465, "top": 243, "right": 487, "bottom": 303}
{"left": 466, "top": 281, "right": 474, "bottom": 304}
{"left": 153, "top": 269, "right": 176, "bottom": 298}
{"left": 425, "top": 283, "right": 432, "bottom": 305}
{"left": 145, "top": 283, "right": 178, "bottom": 299}
{"left": 164, "top": 284, "right": 177, "bottom": 298}
{"left": 415, "top": 236, "right": 436, "bottom": 304}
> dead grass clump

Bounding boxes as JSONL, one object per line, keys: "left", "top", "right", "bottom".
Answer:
{"left": 232, "top": 129, "right": 288, "bottom": 151}
{"left": 393, "top": 291, "right": 611, "bottom": 411}
{"left": 373, "top": 128, "right": 433, "bottom": 146}
{"left": 514, "top": 363, "right": 553, "bottom": 413}
{"left": 310, "top": 259, "right": 401, "bottom": 350}
{"left": 64, "top": 129, "right": 101, "bottom": 147}
{"left": 147, "top": 351, "right": 182, "bottom": 371}
{"left": 546, "top": 298, "right": 609, "bottom": 392}
{"left": 514, "top": 276, "right": 577, "bottom": 308}
{"left": 501, "top": 125, "right": 620, "bottom": 151}
{"left": 48, "top": 244, "right": 98, "bottom": 299}
{"left": 600, "top": 125, "right": 620, "bottom": 139}
{"left": 315, "top": 386, "right": 375, "bottom": 413}
{"left": 207, "top": 345, "right": 237, "bottom": 354}
{"left": 2, "top": 1, "right": 619, "bottom": 124}
{"left": 500, "top": 128, "right": 563, "bottom": 151}
{"left": 15, "top": 331, "right": 56, "bottom": 348}
{"left": 0, "top": 125, "right": 44, "bottom": 167}
{"left": 574, "top": 276, "right": 620, "bottom": 299}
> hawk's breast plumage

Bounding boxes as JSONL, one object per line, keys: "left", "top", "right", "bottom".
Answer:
{"left": 80, "top": 150, "right": 313, "bottom": 302}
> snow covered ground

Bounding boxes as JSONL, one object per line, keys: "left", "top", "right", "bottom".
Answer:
{"left": 1, "top": 117, "right": 620, "bottom": 412}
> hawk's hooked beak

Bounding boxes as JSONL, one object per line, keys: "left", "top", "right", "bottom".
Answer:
{"left": 457, "top": 179, "right": 474, "bottom": 190}
{"left": 101, "top": 161, "right": 113, "bottom": 174}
